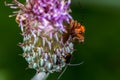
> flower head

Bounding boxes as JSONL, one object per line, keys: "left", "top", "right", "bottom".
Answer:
{"left": 6, "top": 0, "right": 85, "bottom": 80}
{"left": 6, "top": 0, "right": 73, "bottom": 72}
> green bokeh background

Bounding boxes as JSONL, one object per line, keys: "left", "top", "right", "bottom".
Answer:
{"left": 0, "top": 0, "right": 120, "bottom": 80}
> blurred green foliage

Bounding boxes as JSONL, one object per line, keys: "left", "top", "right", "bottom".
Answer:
{"left": 0, "top": 0, "right": 120, "bottom": 80}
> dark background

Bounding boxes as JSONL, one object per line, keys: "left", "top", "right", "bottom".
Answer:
{"left": 0, "top": 0, "right": 120, "bottom": 80}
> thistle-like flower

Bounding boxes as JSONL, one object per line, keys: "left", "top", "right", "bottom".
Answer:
{"left": 5, "top": 0, "right": 85, "bottom": 80}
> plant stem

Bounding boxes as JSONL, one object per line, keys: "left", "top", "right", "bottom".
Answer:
{"left": 31, "top": 72, "right": 49, "bottom": 80}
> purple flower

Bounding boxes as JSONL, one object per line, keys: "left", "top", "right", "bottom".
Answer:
{"left": 5, "top": 0, "right": 77, "bottom": 80}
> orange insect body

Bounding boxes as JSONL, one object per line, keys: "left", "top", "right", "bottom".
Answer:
{"left": 63, "top": 20, "right": 85, "bottom": 43}
{"left": 70, "top": 20, "right": 85, "bottom": 43}
{"left": 62, "top": 53, "right": 72, "bottom": 64}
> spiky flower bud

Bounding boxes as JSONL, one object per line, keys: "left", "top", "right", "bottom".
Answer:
{"left": 5, "top": 0, "right": 85, "bottom": 80}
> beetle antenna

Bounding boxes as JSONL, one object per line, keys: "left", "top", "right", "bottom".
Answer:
{"left": 57, "top": 66, "right": 68, "bottom": 80}
{"left": 67, "top": 61, "right": 84, "bottom": 66}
